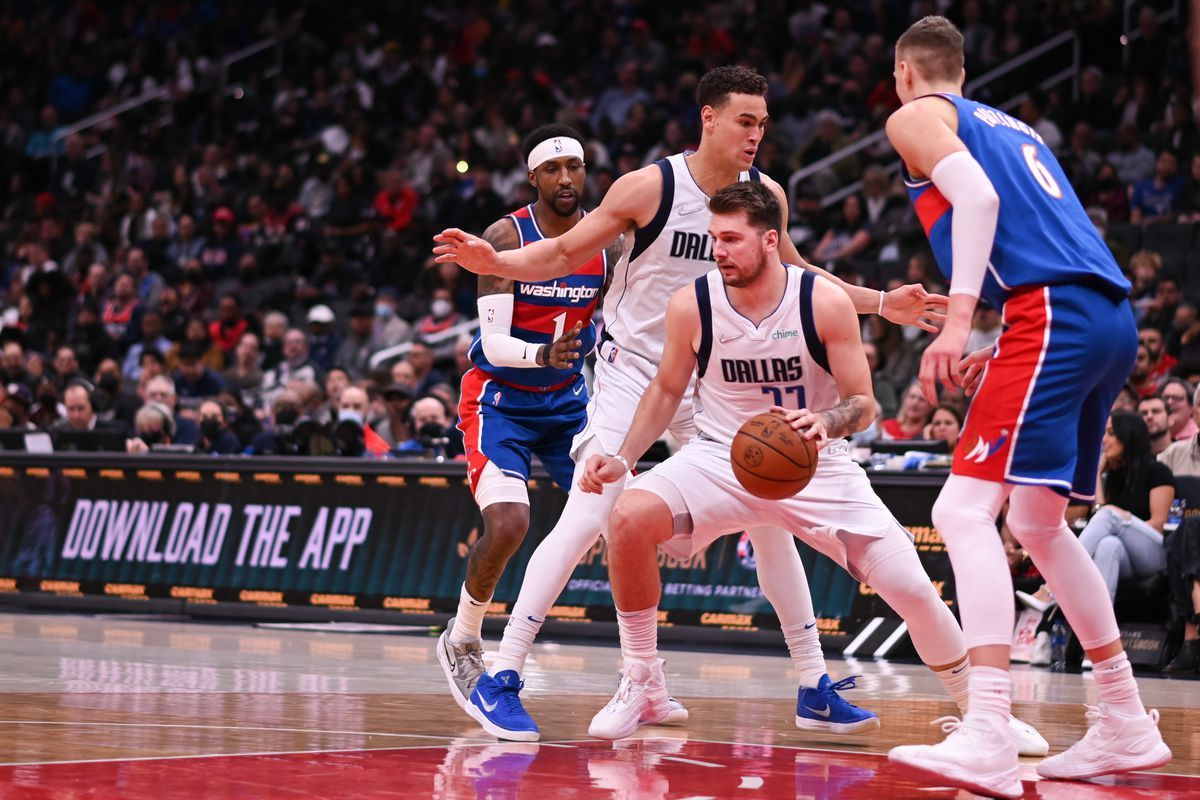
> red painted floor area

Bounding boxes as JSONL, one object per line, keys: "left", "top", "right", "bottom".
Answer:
{"left": 0, "top": 739, "right": 1196, "bottom": 799}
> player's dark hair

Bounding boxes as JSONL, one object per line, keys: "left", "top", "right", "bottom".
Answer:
{"left": 709, "top": 182, "right": 782, "bottom": 234}
{"left": 696, "top": 65, "right": 768, "bottom": 110}
{"left": 521, "top": 124, "right": 584, "bottom": 164}
{"left": 896, "top": 16, "right": 965, "bottom": 83}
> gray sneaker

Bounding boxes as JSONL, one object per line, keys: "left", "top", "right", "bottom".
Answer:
{"left": 437, "top": 618, "right": 486, "bottom": 711}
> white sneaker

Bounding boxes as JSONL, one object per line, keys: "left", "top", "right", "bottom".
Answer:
{"left": 663, "top": 696, "right": 689, "bottom": 724}
{"left": 588, "top": 658, "right": 671, "bottom": 740}
{"left": 1037, "top": 704, "right": 1172, "bottom": 780}
{"left": 1029, "top": 631, "right": 1052, "bottom": 666}
{"left": 889, "top": 715, "right": 1023, "bottom": 799}
{"left": 1009, "top": 714, "right": 1049, "bottom": 757}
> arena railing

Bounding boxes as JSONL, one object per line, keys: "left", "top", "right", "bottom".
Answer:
{"left": 787, "top": 29, "right": 1080, "bottom": 211}
{"left": 1122, "top": 0, "right": 1180, "bottom": 69}
{"left": 367, "top": 318, "right": 481, "bottom": 371}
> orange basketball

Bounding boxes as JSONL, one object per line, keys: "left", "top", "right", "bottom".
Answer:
{"left": 730, "top": 412, "right": 819, "bottom": 500}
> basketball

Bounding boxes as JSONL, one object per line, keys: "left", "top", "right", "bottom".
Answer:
{"left": 731, "top": 412, "right": 819, "bottom": 500}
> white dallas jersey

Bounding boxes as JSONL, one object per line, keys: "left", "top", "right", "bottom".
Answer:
{"left": 603, "top": 152, "right": 761, "bottom": 363}
{"left": 693, "top": 265, "right": 841, "bottom": 446}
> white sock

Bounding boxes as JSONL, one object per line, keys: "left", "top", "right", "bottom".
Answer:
{"left": 450, "top": 582, "right": 489, "bottom": 643}
{"left": 935, "top": 655, "right": 972, "bottom": 713}
{"left": 966, "top": 665, "right": 1011, "bottom": 735}
{"left": 1092, "top": 652, "right": 1146, "bottom": 717}
{"left": 492, "top": 603, "right": 544, "bottom": 676}
{"left": 617, "top": 606, "right": 658, "bottom": 665}
{"left": 781, "top": 618, "right": 826, "bottom": 688}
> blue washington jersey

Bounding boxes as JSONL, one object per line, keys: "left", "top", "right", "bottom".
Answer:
{"left": 468, "top": 205, "right": 606, "bottom": 391}
{"left": 902, "top": 94, "right": 1130, "bottom": 310}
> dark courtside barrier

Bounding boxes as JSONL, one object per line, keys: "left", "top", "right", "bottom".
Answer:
{"left": 0, "top": 454, "right": 952, "bottom": 649}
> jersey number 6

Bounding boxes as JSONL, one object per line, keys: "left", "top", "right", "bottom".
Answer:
{"left": 1022, "top": 144, "right": 1063, "bottom": 199}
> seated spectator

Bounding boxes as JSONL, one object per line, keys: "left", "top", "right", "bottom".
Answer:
{"left": 144, "top": 375, "right": 199, "bottom": 446}
{"left": 372, "top": 289, "right": 414, "bottom": 350}
{"left": 248, "top": 390, "right": 305, "bottom": 455}
{"left": 93, "top": 359, "right": 140, "bottom": 427}
{"left": 1160, "top": 383, "right": 1200, "bottom": 477}
{"left": 1082, "top": 163, "right": 1130, "bottom": 224}
{"left": 1140, "top": 324, "right": 1178, "bottom": 385}
{"left": 1129, "top": 148, "right": 1183, "bottom": 226}
{"left": 261, "top": 329, "right": 322, "bottom": 402}
{"left": 335, "top": 386, "right": 389, "bottom": 457}
{"left": 880, "top": 380, "right": 932, "bottom": 441}
{"left": 334, "top": 304, "right": 379, "bottom": 380}
{"left": 1138, "top": 394, "right": 1173, "bottom": 456}
{"left": 1128, "top": 344, "right": 1158, "bottom": 399}
{"left": 1143, "top": 275, "right": 1182, "bottom": 335}
{"left": 811, "top": 195, "right": 872, "bottom": 268}
{"left": 1083, "top": 410, "right": 1174, "bottom": 602}
{"left": 1178, "top": 152, "right": 1200, "bottom": 222}
{"left": 0, "top": 343, "right": 33, "bottom": 392}
{"left": 3, "top": 383, "right": 34, "bottom": 429}
{"left": 924, "top": 404, "right": 963, "bottom": 451}
{"left": 1160, "top": 378, "right": 1199, "bottom": 442}
{"left": 1128, "top": 249, "right": 1161, "bottom": 323}
{"left": 964, "top": 304, "right": 1001, "bottom": 355}
{"left": 1163, "top": 524, "right": 1200, "bottom": 675}
{"left": 122, "top": 311, "right": 174, "bottom": 383}
{"left": 1113, "top": 383, "right": 1138, "bottom": 413}
{"left": 306, "top": 305, "right": 341, "bottom": 373}
{"left": 405, "top": 339, "right": 445, "bottom": 397}
{"left": 195, "top": 400, "right": 241, "bottom": 455}
{"left": 319, "top": 368, "right": 352, "bottom": 425}
{"left": 125, "top": 402, "right": 177, "bottom": 453}
{"left": 50, "top": 346, "right": 85, "bottom": 389}
{"left": 208, "top": 294, "right": 251, "bottom": 357}
{"left": 174, "top": 342, "right": 227, "bottom": 400}
{"left": 393, "top": 395, "right": 464, "bottom": 458}
{"left": 1107, "top": 124, "right": 1156, "bottom": 186}
{"left": 223, "top": 333, "right": 264, "bottom": 400}
{"left": 415, "top": 288, "right": 463, "bottom": 343}
{"left": 374, "top": 383, "right": 414, "bottom": 447}
{"left": 168, "top": 317, "right": 226, "bottom": 374}
{"left": 54, "top": 382, "right": 127, "bottom": 435}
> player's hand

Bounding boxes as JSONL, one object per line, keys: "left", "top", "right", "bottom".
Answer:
{"left": 432, "top": 228, "right": 502, "bottom": 275}
{"left": 771, "top": 405, "right": 828, "bottom": 448}
{"left": 958, "top": 346, "right": 993, "bottom": 396}
{"left": 918, "top": 325, "right": 970, "bottom": 405}
{"left": 580, "top": 454, "right": 627, "bottom": 494}
{"left": 883, "top": 284, "right": 948, "bottom": 333}
{"left": 546, "top": 321, "right": 584, "bottom": 369}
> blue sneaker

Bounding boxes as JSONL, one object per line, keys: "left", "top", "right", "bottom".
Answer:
{"left": 467, "top": 670, "right": 540, "bottom": 742}
{"left": 794, "top": 674, "right": 880, "bottom": 734}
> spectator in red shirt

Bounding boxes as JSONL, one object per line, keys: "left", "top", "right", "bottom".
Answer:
{"left": 880, "top": 380, "right": 933, "bottom": 440}
{"left": 1128, "top": 344, "right": 1159, "bottom": 398}
{"left": 208, "top": 293, "right": 250, "bottom": 355}
{"left": 373, "top": 169, "right": 419, "bottom": 233}
{"left": 1140, "top": 323, "right": 1177, "bottom": 384}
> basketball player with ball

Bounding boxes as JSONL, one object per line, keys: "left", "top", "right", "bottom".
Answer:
{"left": 579, "top": 182, "right": 1041, "bottom": 745}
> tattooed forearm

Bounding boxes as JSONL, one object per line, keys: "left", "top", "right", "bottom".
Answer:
{"left": 817, "top": 395, "right": 873, "bottom": 439}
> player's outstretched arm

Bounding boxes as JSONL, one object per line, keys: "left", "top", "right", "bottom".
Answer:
{"left": 433, "top": 168, "right": 658, "bottom": 282}
{"left": 762, "top": 174, "right": 946, "bottom": 332}
{"left": 777, "top": 278, "right": 875, "bottom": 446}
{"left": 580, "top": 288, "right": 699, "bottom": 493}
{"left": 887, "top": 98, "right": 999, "bottom": 402}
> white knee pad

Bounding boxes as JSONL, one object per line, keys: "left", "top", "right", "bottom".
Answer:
{"left": 474, "top": 461, "right": 529, "bottom": 510}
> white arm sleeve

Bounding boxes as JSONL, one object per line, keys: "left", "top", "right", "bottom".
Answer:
{"left": 929, "top": 150, "right": 1000, "bottom": 299}
{"left": 478, "top": 293, "right": 543, "bottom": 368}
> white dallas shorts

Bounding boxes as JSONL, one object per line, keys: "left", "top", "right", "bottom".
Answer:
{"left": 571, "top": 339, "right": 697, "bottom": 459}
{"left": 632, "top": 437, "right": 914, "bottom": 582}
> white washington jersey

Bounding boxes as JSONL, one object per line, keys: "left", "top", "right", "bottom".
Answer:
{"left": 603, "top": 152, "right": 761, "bottom": 364}
{"left": 692, "top": 265, "right": 840, "bottom": 446}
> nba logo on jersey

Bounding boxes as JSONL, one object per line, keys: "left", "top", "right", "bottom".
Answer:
{"left": 607, "top": 345, "right": 619, "bottom": 364}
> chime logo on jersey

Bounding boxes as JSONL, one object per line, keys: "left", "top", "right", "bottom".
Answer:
{"left": 720, "top": 356, "right": 804, "bottom": 384}
{"left": 668, "top": 231, "right": 715, "bottom": 262}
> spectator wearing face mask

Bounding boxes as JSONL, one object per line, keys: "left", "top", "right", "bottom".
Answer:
{"left": 196, "top": 400, "right": 241, "bottom": 455}
{"left": 248, "top": 390, "right": 304, "bottom": 455}
{"left": 392, "top": 395, "right": 463, "bottom": 458}
{"left": 372, "top": 289, "right": 414, "bottom": 349}
{"left": 415, "top": 288, "right": 462, "bottom": 342}
{"left": 125, "top": 402, "right": 176, "bottom": 453}
{"left": 335, "top": 386, "right": 389, "bottom": 457}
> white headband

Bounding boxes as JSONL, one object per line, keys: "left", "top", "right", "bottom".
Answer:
{"left": 527, "top": 136, "right": 585, "bottom": 171}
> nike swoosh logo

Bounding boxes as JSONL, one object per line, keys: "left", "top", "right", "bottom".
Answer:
{"left": 718, "top": 333, "right": 744, "bottom": 343}
{"left": 804, "top": 622, "right": 816, "bottom": 630}
{"left": 951, "top": 665, "right": 967, "bottom": 675}
{"left": 572, "top": 383, "right": 584, "bottom": 396}
{"left": 527, "top": 615, "right": 544, "bottom": 623}
{"left": 808, "top": 704, "right": 832, "bottom": 718}
{"left": 677, "top": 205, "right": 705, "bottom": 216}
{"left": 480, "top": 696, "right": 499, "bottom": 713}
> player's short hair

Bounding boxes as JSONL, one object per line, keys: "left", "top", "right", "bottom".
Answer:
{"left": 896, "top": 16, "right": 965, "bottom": 83}
{"left": 709, "top": 182, "right": 782, "bottom": 235}
{"left": 521, "top": 124, "right": 584, "bottom": 164}
{"left": 696, "top": 66, "right": 768, "bottom": 111}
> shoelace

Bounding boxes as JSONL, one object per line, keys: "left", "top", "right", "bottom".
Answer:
{"left": 931, "top": 715, "right": 963, "bottom": 735}
{"left": 825, "top": 675, "right": 868, "bottom": 714}
{"left": 494, "top": 678, "right": 528, "bottom": 716}
{"left": 462, "top": 647, "right": 485, "bottom": 676}
{"left": 607, "top": 672, "right": 635, "bottom": 710}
